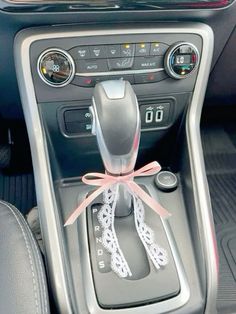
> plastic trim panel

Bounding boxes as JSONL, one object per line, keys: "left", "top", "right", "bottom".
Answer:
{"left": 14, "top": 23, "right": 216, "bottom": 314}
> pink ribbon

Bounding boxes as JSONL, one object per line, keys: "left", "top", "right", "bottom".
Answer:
{"left": 64, "top": 161, "right": 171, "bottom": 226}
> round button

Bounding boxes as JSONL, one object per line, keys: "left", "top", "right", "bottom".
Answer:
{"left": 37, "top": 49, "right": 75, "bottom": 87}
{"left": 165, "top": 42, "right": 199, "bottom": 79}
{"left": 155, "top": 171, "right": 178, "bottom": 192}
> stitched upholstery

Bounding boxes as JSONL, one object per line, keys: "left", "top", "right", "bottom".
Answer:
{"left": 0, "top": 201, "right": 50, "bottom": 314}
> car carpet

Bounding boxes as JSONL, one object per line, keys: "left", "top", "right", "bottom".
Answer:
{"left": 0, "top": 171, "right": 36, "bottom": 215}
{"left": 202, "top": 124, "right": 236, "bottom": 314}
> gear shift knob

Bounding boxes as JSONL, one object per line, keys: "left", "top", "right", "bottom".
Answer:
{"left": 90, "top": 80, "right": 140, "bottom": 176}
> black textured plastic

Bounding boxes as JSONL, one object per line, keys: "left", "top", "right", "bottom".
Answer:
{"left": 0, "top": 172, "right": 36, "bottom": 215}
{"left": 202, "top": 125, "right": 236, "bottom": 314}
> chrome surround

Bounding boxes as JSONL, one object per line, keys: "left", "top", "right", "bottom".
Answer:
{"left": 14, "top": 24, "right": 216, "bottom": 314}
{"left": 165, "top": 42, "right": 200, "bottom": 80}
{"left": 37, "top": 48, "right": 75, "bottom": 87}
{"left": 156, "top": 171, "right": 178, "bottom": 188}
{"left": 92, "top": 80, "right": 140, "bottom": 175}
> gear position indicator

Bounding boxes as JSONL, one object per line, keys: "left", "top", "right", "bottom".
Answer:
{"left": 91, "top": 204, "right": 111, "bottom": 273}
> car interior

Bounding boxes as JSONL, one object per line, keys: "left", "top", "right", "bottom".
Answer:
{"left": 0, "top": 0, "right": 236, "bottom": 313}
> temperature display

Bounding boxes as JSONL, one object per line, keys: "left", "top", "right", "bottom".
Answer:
{"left": 38, "top": 49, "right": 75, "bottom": 87}
{"left": 165, "top": 43, "right": 199, "bottom": 79}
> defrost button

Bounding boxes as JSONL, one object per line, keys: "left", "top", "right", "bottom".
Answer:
{"left": 107, "top": 45, "right": 121, "bottom": 58}
{"left": 89, "top": 46, "right": 107, "bottom": 59}
{"left": 134, "top": 71, "right": 168, "bottom": 84}
{"left": 135, "top": 43, "right": 150, "bottom": 56}
{"left": 69, "top": 46, "right": 90, "bottom": 60}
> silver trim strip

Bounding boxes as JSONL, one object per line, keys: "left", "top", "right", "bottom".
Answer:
{"left": 15, "top": 41, "right": 73, "bottom": 314}
{"left": 185, "top": 27, "right": 218, "bottom": 314}
{"left": 75, "top": 67, "right": 165, "bottom": 77}
{"left": 14, "top": 24, "right": 216, "bottom": 314}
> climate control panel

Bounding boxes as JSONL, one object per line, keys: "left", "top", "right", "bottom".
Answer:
{"left": 37, "top": 41, "right": 199, "bottom": 88}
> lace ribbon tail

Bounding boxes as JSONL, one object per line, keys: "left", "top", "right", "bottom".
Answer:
{"left": 64, "top": 182, "right": 113, "bottom": 226}
{"left": 127, "top": 181, "right": 171, "bottom": 219}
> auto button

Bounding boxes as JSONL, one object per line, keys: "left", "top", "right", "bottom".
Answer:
{"left": 77, "top": 59, "right": 108, "bottom": 73}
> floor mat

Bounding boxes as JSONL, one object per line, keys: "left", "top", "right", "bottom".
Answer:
{"left": 202, "top": 125, "right": 236, "bottom": 314}
{"left": 0, "top": 172, "right": 37, "bottom": 215}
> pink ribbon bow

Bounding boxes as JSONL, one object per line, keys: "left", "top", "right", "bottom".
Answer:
{"left": 64, "top": 161, "right": 171, "bottom": 226}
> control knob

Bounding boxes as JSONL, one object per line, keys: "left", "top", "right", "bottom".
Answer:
{"left": 164, "top": 42, "right": 199, "bottom": 79}
{"left": 37, "top": 48, "right": 75, "bottom": 87}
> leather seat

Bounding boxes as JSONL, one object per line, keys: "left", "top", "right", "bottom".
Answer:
{"left": 0, "top": 200, "right": 50, "bottom": 314}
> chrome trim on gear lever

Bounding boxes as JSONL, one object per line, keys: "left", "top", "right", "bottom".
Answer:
{"left": 91, "top": 80, "right": 140, "bottom": 175}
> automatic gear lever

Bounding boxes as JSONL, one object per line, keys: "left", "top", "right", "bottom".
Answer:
{"left": 90, "top": 80, "right": 141, "bottom": 217}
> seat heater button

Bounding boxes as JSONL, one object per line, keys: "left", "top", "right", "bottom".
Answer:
{"left": 72, "top": 75, "right": 95, "bottom": 87}
{"left": 133, "top": 56, "right": 163, "bottom": 70}
{"left": 108, "top": 58, "right": 134, "bottom": 70}
{"left": 134, "top": 71, "right": 168, "bottom": 84}
{"left": 155, "top": 171, "right": 178, "bottom": 192}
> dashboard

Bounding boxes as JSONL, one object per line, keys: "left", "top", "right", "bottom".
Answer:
{"left": 31, "top": 30, "right": 200, "bottom": 139}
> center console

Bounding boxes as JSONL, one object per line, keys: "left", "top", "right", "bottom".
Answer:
{"left": 14, "top": 23, "right": 217, "bottom": 314}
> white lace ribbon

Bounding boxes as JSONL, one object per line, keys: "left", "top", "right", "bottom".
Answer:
{"left": 97, "top": 183, "right": 168, "bottom": 278}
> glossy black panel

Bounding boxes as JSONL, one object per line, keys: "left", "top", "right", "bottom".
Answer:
{"left": 1, "top": 0, "right": 233, "bottom": 12}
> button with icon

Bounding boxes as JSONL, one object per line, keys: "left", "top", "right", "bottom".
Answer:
{"left": 69, "top": 46, "right": 90, "bottom": 59}
{"left": 108, "top": 57, "right": 134, "bottom": 70}
{"left": 120, "top": 44, "right": 135, "bottom": 57}
{"left": 135, "top": 43, "right": 150, "bottom": 56}
{"left": 89, "top": 46, "right": 107, "bottom": 59}
{"left": 106, "top": 45, "right": 121, "bottom": 58}
{"left": 150, "top": 43, "right": 169, "bottom": 56}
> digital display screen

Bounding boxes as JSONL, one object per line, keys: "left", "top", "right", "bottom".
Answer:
{"left": 174, "top": 55, "right": 191, "bottom": 65}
